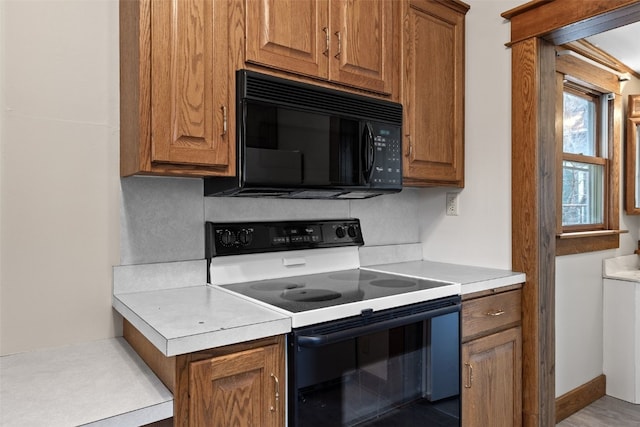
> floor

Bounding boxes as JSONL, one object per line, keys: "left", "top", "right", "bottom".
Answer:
{"left": 557, "top": 396, "right": 640, "bottom": 427}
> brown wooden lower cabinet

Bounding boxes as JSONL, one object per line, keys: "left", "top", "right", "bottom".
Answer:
{"left": 461, "top": 287, "right": 523, "bottom": 427}
{"left": 123, "top": 320, "right": 285, "bottom": 427}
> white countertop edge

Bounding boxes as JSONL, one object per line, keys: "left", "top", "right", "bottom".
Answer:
{"left": 166, "top": 319, "right": 291, "bottom": 356}
{"left": 459, "top": 273, "right": 526, "bottom": 295}
{"left": 81, "top": 401, "right": 173, "bottom": 427}
{"left": 603, "top": 274, "right": 640, "bottom": 283}
{"left": 113, "top": 294, "right": 291, "bottom": 357}
{"left": 113, "top": 295, "right": 171, "bottom": 355}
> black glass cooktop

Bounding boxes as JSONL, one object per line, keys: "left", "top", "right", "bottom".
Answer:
{"left": 221, "top": 269, "right": 450, "bottom": 313}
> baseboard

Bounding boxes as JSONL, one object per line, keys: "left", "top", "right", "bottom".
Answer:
{"left": 555, "top": 374, "right": 606, "bottom": 423}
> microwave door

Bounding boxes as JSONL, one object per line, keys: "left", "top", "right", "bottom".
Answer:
{"left": 243, "top": 102, "right": 303, "bottom": 186}
{"left": 244, "top": 147, "right": 302, "bottom": 185}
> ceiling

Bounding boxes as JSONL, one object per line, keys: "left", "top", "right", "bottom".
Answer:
{"left": 585, "top": 21, "right": 640, "bottom": 74}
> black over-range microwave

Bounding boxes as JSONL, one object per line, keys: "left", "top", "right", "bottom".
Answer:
{"left": 204, "top": 70, "right": 403, "bottom": 199}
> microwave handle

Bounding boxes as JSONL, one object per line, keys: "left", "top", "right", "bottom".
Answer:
{"left": 362, "top": 122, "right": 375, "bottom": 183}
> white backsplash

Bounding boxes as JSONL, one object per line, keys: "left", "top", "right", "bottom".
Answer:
{"left": 203, "top": 194, "right": 350, "bottom": 222}
{"left": 113, "top": 259, "right": 207, "bottom": 294}
{"left": 120, "top": 176, "right": 425, "bottom": 265}
{"left": 359, "top": 243, "right": 423, "bottom": 266}
{"left": 120, "top": 176, "right": 204, "bottom": 265}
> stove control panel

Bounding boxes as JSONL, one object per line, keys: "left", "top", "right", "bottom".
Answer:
{"left": 206, "top": 219, "right": 364, "bottom": 257}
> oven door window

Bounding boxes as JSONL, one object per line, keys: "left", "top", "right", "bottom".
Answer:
{"left": 289, "top": 313, "right": 460, "bottom": 427}
{"left": 243, "top": 101, "right": 360, "bottom": 186}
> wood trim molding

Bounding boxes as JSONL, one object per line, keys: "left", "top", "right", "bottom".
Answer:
{"left": 560, "top": 39, "right": 640, "bottom": 80}
{"left": 556, "top": 51, "right": 622, "bottom": 95}
{"left": 502, "top": 0, "right": 640, "bottom": 45}
{"left": 510, "top": 37, "right": 557, "bottom": 427}
{"left": 555, "top": 375, "right": 606, "bottom": 423}
{"left": 556, "top": 233, "right": 620, "bottom": 255}
{"left": 626, "top": 96, "right": 640, "bottom": 215}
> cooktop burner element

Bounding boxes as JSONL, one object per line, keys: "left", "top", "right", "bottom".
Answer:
{"left": 281, "top": 289, "right": 342, "bottom": 302}
{"left": 328, "top": 271, "right": 377, "bottom": 281}
{"left": 370, "top": 278, "right": 416, "bottom": 288}
{"left": 219, "top": 268, "right": 447, "bottom": 314}
{"left": 250, "top": 282, "right": 304, "bottom": 291}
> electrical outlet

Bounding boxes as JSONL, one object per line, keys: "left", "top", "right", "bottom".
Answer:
{"left": 446, "top": 192, "right": 459, "bottom": 216}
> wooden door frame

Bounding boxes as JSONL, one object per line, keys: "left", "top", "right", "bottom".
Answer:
{"left": 501, "top": 1, "right": 640, "bottom": 426}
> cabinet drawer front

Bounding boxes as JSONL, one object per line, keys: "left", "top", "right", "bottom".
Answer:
{"left": 462, "top": 290, "right": 521, "bottom": 340}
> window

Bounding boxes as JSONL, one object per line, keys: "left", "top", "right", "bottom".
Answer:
{"left": 561, "top": 86, "right": 607, "bottom": 229}
{"left": 556, "top": 53, "right": 621, "bottom": 255}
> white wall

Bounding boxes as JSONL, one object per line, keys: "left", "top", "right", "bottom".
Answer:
{"left": 419, "top": 0, "right": 519, "bottom": 270}
{"left": 0, "top": 0, "right": 5, "bottom": 351}
{"left": 0, "top": 0, "right": 120, "bottom": 355}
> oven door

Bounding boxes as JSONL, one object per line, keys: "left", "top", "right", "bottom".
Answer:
{"left": 288, "top": 296, "right": 461, "bottom": 427}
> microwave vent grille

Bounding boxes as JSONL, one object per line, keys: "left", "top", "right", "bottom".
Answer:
{"left": 244, "top": 72, "right": 402, "bottom": 125}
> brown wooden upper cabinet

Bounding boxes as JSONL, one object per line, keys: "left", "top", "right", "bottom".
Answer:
{"left": 120, "top": 0, "right": 469, "bottom": 183}
{"left": 245, "top": 0, "right": 398, "bottom": 96}
{"left": 402, "top": 0, "right": 469, "bottom": 187}
{"left": 120, "top": 0, "right": 236, "bottom": 177}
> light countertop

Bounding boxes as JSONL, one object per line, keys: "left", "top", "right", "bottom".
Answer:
{"left": 364, "top": 260, "right": 525, "bottom": 295}
{"left": 603, "top": 254, "right": 640, "bottom": 282}
{"left": 113, "top": 285, "right": 291, "bottom": 357}
{"left": 0, "top": 337, "right": 172, "bottom": 427}
{"left": 113, "top": 258, "right": 524, "bottom": 358}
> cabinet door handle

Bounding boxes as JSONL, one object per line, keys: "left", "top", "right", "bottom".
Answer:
{"left": 486, "top": 309, "right": 505, "bottom": 317}
{"left": 464, "top": 363, "right": 473, "bottom": 388}
{"left": 322, "top": 27, "right": 329, "bottom": 56}
{"left": 221, "top": 105, "right": 228, "bottom": 136}
{"left": 269, "top": 373, "right": 279, "bottom": 412}
{"left": 334, "top": 31, "right": 341, "bottom": 59}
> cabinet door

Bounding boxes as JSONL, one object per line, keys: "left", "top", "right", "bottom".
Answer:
{"left": 246, "top": 0, "right": 329, "bottom": 79}
{"left": 330, "top": 0, "right": 395, "bottom": 94}
{"left": 151, "top": 0, "right": 232, "bottom": 170}
{"left": 462, "top": 327, "right": 522, "bottom": 427}
{"left": 189, "top": 345, "right": 283, "bottom": 427}
{"left": 403, "top": 0, "right": 467, "bottom": 186}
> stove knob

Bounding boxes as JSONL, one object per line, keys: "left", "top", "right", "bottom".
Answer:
{"left": 335, "top": 226, "right": 346, "bottom": 238}
{"left": 238, "top": 229, "right": 253, "bottom": 246}
{"left": 347, "top": 225, "right": 358, "bottom": 238}
{"left": 220, "top": 229, "right": 235, "bottom": 246}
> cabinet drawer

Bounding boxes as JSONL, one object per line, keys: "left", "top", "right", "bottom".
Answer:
{"left": 462, "top": 290, "right": 521, "bottom": 340}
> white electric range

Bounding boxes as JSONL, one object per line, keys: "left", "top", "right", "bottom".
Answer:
{"left": 206, "top": 219, "right": 459, "bottom": 327}
{"left": 206, "top": 218, "right": 463, "bottom": 427}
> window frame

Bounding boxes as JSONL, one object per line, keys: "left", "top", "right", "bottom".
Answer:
{"left": 555, "top": 51, "right": 622, "bottom": 256}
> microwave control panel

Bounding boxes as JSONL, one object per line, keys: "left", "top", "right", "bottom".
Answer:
{"left": 369, "top": 123, "right": 402, "bottom": 187}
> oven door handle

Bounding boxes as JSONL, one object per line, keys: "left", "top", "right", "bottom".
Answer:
{"left": 296, "top": 303, "right": 460, "bottom": 348}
